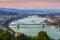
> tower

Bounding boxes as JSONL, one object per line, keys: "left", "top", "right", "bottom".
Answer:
{"left": 17, "top": 22, "right": 19, "bottom": 30}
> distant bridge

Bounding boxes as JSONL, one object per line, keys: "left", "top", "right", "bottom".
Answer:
{"left": 9, "top": 23, "right": 50, "bottom": 26}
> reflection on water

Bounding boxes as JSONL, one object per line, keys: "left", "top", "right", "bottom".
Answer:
{"left": 9, "top": 17, "right": 60, "bottom": 39}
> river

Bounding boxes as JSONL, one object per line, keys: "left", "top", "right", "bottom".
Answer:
{"left": 9, "top": 16, "right": 60, "bottom": 40}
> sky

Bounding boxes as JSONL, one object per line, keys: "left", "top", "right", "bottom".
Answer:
{"left": 0, "top": 0, "right": 60, "bottom": 9}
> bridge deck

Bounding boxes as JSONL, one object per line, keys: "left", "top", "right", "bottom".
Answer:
{"left": 9, "top": 23, "right": 50, "bottom": 26}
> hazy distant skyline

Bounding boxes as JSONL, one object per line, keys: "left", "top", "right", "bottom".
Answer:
{"left": 0, "top": 0, "right": 60, "bottom": 9}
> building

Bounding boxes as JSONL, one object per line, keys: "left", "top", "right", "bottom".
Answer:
{"left": 46, "top": 15, "right": 60, "bottom": 24}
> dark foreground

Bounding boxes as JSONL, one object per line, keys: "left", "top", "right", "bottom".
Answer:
{"left": 0, "top": 29, "right": 60, "bottom": 40}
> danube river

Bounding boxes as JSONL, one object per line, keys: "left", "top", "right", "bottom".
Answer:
{"left": 9, "top": 16, "right": 60, "bottom": 40}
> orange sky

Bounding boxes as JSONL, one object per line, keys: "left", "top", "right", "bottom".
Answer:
{"left": 0, "top": 0, "right": 60, "bottom": 9}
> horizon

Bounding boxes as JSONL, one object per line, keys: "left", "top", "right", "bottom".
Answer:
{"left": 0, "top": 8, "right": 60, "bottom": 10}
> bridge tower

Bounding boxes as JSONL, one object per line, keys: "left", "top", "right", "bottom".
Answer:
{"left": 41, "top": 22, "right": 46, "bottom": 28}
{"left": 17, "top": 22, "right": 20, "bottom": 30}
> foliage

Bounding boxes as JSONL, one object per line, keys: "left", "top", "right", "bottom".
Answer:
{"left": 0, "top": 29, "right": 53, "bottom": 40}
{"left": 0, "top": 29, "right": 14, "bottom": 40}
{"left": 17, "top": 33, "right": 28, "bottom": 40}
{"left": 37, "top": 31, "right": 52, "bottom": 40}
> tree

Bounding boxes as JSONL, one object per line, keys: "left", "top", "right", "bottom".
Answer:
{"left": 0, "top": 29, "right": 14, "bottom": 40}
{"left": 37, "top": 31, "right": 52, "bottom": 40}
{"left": 58, "top": 39, "right": 60, "bottom": 40}
{"left": 17, "top": 33, "right": 28, "bottom": 40}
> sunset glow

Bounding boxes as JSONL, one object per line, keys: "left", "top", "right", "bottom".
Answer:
{"left": 0, "top": 0, "right": 60, "bottom": 9}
